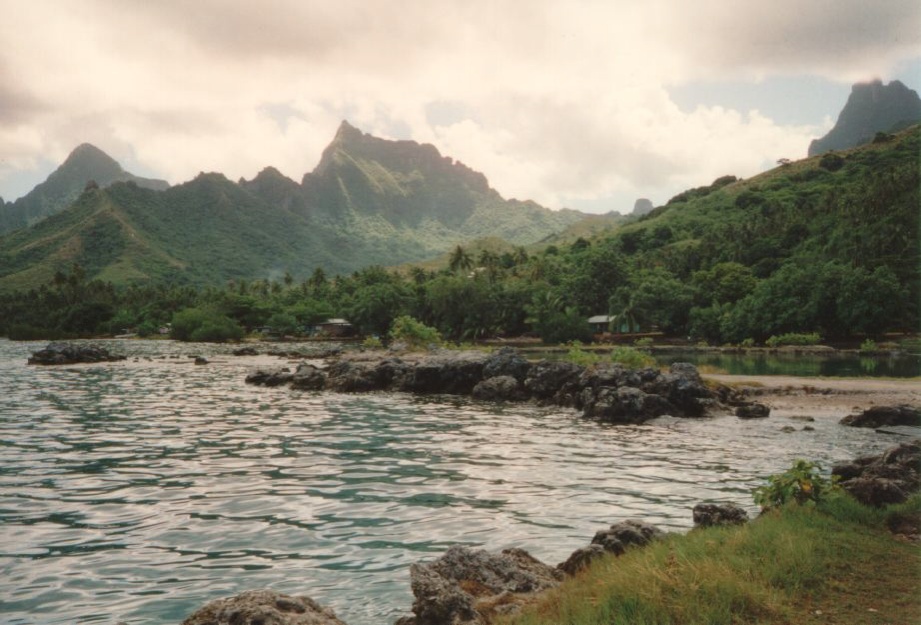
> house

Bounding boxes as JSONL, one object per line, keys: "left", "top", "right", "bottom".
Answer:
{"left": 588, "top": 315, "right": 613, "bottom": 333}
{"left": 314, "top": 318, "right": 355, "bottom": 337}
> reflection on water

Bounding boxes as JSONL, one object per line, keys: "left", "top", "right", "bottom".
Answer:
{"left": 0, "top": 339, "right": 899, "bottom": 625}
{"left": 653, "top": 350, "right": 920, "bottom": 377}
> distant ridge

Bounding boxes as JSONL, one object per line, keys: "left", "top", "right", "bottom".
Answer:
{"left": 0, "top": 144, "right": 169, "bottom": 235}
{"left": 808, "top": 80, "right": 921, "bottom": 156}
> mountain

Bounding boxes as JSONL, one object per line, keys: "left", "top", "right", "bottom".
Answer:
{"left": 808, "top": 80, "right": 921, "bottom": 156}
{"left": 0, "top": 123, "right": 587, "bottom": 291}
{"left": 0, "top": 143, "right": 169, "bottom": 235}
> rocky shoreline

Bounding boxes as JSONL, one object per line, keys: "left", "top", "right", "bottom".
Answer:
{"left": 243, "top": 347, "right": 766, "bottom": 424}
{"left": 179, "top": 439, "right": 920, "bottom": 625}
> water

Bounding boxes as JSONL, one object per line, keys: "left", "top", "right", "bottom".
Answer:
{"left": 0, "top": 339, "right": 899, "bottom": 625}
{"left": 652, "top": 349, "right": 921, "bottom": 378}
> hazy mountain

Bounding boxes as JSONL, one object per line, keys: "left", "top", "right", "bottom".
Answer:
{"left": 0, "top": 123, "right": 587, "bottom": 291}
{"left": 0, "top": 144, "right": 169, "bottom": 236}
{"left": 808, "top": 80, "right": 921, "bottom": 156}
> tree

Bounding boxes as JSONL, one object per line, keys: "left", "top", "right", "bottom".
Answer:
{"left": 448, "top": 245, "right": 473, "bottom": 274}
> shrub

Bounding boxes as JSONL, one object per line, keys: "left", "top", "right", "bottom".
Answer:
{"left": 362, "top": 335, "right": 383, "bottom": 349}
{"left": 741, "top": 338, "right": 756, "bottom": 348}
{"left": 753, "top": 460, "right": 839, "bottom": 510}
{"left": 389, "top": 315, "right": 442, "bottom": 350}
{"left": 610, "top": 346, "right": 656, "bottom": 369}
{"left": 818, "top": 152, "right": 845, "bottom": 171}
{"left": 634, "top": 337, "right": 653, "bottom": 347}
{"left": 765, "top": 332, "right": 821, "bottom": 347}
{"left": 564, "top": 341, "right": 601, "bottom": 367}
{"left": 859, "top": 338, "right": 878, "bottom": 352}
{"left": 171, "top": 307, "right": 243, "bottom": 342}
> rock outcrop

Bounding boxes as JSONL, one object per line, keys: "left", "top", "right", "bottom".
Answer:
{"left": 245, "top": 348, "right": 739, "bottom": 424}
{"left": 692, "top": 503, "right": 749, "bottom": 527}
{"left": 839, "top": 405, "right": 921, "bottom": 428}
{"left": 399, "top": 545, "right": 562, "bottom": 625}
{"left": 181, "top": 589, "right": 347, "bottom": 625}
{"left": 27, "top": 342, "right": 127, "bottom": 365}
{"left": 832, "top": 439, "right": 921, "bottom": 507}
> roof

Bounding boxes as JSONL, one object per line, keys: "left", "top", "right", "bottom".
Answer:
{"left": 318, "top": 318, "right": 351, "bottom": 325}
{"left": 588, "top": 315, "right": 613, "bottom": 324}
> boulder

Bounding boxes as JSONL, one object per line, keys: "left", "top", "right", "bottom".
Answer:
{"left": 397, "top": 351, "right": 488, "bottom": 395}
{"left": 233, "top": 346, "right": 259, "bottom": 356}
{"left": 736, "top": 403, "right": 771, "bottom": 419}
{"left": 404, "top": 545, "right": 561, "bottom": 625}
{"left": 181, "top": 589, "right": 347, "bottom": 625}
{"left": 523, "top": 361, "right": 584, "bottom": 402}
{"left": 472, "top": 376, "right": 527, "bottom": 402}
{"left": 245, "top": 367, "right": 293, "bottom": 387}
{"left": 290, "top": 363, "right": 327, "bottom": 390}
{"left": 692, "top": 503, "right": 749, "bottom": 528}
{"left": 840, "top": 405, "right": 921, "bottom": 428}
{"left": 832, "top": 439, "right": 920, "bottom": 506}
{"left": 580, "top": 386, "right": 674, "bottom": 424}
{"left": 325, "top": 359, "right": 395, "bottom": 392}
{"left": 555, "top": 544, "right": 605, "bottom": 576}
{"left": 27, "top": 342, "right": 126, "bottom": 365}
{"left": 482, "top": 347, "right": 531, "bottom": 382}
{"left": 590, "top": 519, "right": 663, "bottom": 555}
{"left": 643, "top": 363, "right": 713, "bottom": 417}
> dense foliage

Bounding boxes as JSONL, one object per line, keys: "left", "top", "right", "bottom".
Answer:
{"left": 1, "top": 127, "right": 917, "bottom": 344}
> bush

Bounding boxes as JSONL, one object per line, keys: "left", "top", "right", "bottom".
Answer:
{"left": 634, "top": 337, "right": 653, "bottom": 347}
{"left": 765, "top": 332, "right": 821, "bottom": 347}
{"left": 171, "top": 307, "right": 243, "bottom": 342}
{"left": 362, "top": 336, "right": 384, "bottom": 349}
{"left": 563, "top": 341, "right": 601, "bottom": 367}
{"left": 753, "top": 460, "right": 839, "bottom": 510}
{"left": 819, "top": 152, "right": 845, "bottom": 171}
{"left": 610, "top": 346, "right": 656, "bottom": 369}
{"left": 859, "top": 338, "right": 878, "bottom": 352}
{"left": 741, "top": 338, "right": 756, "bottom": 348}
{"left": 389, "top": 315, "right": 442, "bottom": 350}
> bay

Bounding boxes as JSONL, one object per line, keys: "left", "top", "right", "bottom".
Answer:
{"left": 0, "top": 339, "right": 894, "bottom": 624}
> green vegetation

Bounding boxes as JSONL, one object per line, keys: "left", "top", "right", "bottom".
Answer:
{"left": 764, "top": 332, "right": 822, "bottom": 347}
{"left": 1, "top": 126, "right": 918, "bottom": 345}
{"left": 389, "top": 315, "right": 443, "bottom": 350}
{"left": 170, "top": 307, "right": 243, "bottom": 342}
{"left": 504, "top": 472, "right": 921, "bottom": 625}
{"left": 609, "top": 346, "right": 656, "bottom": 369}
{"left": 753, "top": 460, "right": 838, "bottom": 509}
{"left": 859, "top": 338, "right": 878, "bottom": 352}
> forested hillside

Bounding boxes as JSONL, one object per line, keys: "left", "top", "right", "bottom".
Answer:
{"left": 1, "top": 125, "right": 917, "bottom": 343}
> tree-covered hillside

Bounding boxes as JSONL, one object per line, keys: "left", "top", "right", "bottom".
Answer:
{"left": 1, "top": 125, "right": 917, "bottom": 343}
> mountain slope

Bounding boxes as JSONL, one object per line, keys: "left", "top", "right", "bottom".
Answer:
{"left": 808, "top": 80, "right": 921, "bottom": 156}
{"left": 0, "top": 124, "right": 588, "bottom": 291}
{"left": 0, "top": 144, "right": 169, "bottom": 235}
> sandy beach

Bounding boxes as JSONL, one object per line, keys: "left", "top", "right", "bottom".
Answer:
{"left": 705, "top": 374, "right": 921, "bottom": 420}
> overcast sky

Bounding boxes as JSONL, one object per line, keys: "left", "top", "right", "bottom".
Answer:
{"left": 1, "top": 0, "right": 919, "bottom": 213}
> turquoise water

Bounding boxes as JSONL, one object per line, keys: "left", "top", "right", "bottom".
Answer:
{"left": 652, "top": 350, "right": 921, "bottom": 377}
{"left": 0, "top": 339, "right": 897, "bottom": 624}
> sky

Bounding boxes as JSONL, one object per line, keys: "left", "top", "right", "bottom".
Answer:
{"left": 1, "top": 0, "right": 919, "bottom": 214}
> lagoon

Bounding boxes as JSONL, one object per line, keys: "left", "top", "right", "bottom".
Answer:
{"left": 0, "top": 339, "right": 898, "bottom": 624}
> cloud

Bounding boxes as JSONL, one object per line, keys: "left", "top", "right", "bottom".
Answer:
{"left": 0, "top": 0, "right": 918, "bottom": 210}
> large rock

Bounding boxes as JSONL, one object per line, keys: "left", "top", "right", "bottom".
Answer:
{"left": 397, "top": 351, "right": 488, "bottom": 395}
{"left": 642, "top": 363, "right": 714, "bottom": 417}
{"left": 181, "top": 589, "right": 347, "bottom": 625}
{"left": 472, "top": 375, "right": 527, "bottom": 402}
{"left": 692, "top": 503, "right": 749, "bottom": 528}
{"left": 832, "top": 439, "right": 921, "bottom": 507}
{"left": 28, "top": 342, "right": 126, "bottom": 365}
{"left": 840, "top": 405, "right": 921, "bottom": 428}
{"left": 580, "top": 386, "right": 674, "bottom": 424}
{"left": 482, "top": 347, "right": 531, "bottom": 382}
{"left": 245, "top": 367, "right": 294, "bottom": 387}
{"left": 590, "top": 519, "right": 664, "bottom": 555}
{"left": 290, "top": 363, "right": 327, "bottom": 390}
{"left": 325, "top": 358, "right": 403, "bottom": 392}
{"left": 555, "top": 544, "right": 606, "bottom": 576}
{"left": 523, "top": 361, "right": 584, "bottom": 402}
{"left": 403, "top": 545, "right": 561, "bottom": 625}
{"left": 736, "top": 403, "right": 771, "bottom": 419}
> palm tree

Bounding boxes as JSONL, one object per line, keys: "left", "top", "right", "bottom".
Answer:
{"left": 448, "top": 245, "right": 473, "bottom": 274}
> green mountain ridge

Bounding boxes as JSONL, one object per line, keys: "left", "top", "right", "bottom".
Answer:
{"left": 0, "top": 123, "right": 587, "bottom": 292}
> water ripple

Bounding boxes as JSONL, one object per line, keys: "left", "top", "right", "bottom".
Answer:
{"left": 0, "top": 338, "right": 894, "bottom": 625}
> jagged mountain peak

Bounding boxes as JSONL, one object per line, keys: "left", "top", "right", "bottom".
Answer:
{"left": 809, "top": 79, "right": 921, "bottom": 156}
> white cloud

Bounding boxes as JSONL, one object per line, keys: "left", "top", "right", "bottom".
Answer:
{"left": 0, "top": 0, "right": 918, "bottom": 210}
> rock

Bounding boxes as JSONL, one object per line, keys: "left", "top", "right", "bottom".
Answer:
{"left": 405, "top": 545, "right": 561, "bottom": 625}
{"left": 840, "top": 405, "right": 921, "bottom": 428}
{"left": 581, "top": 386, "right": 674, "bottom": 424}
{"left": 194, "top": 356, "right": 209, "bottom": 365}
{"left": 27, "top": 342, "right": 126, "bottom": 365}
{"left": 290, "top": 363, "right": 327, "bottom": 390}
{"left": 780, "top": 425, "right": 796, "bottom": 433}
{"left": 556, "top": 544, "right": 606, "bottom": 576}
{"left": 523, "top": 361, "right": 584, "bottom": 402}
{"left": 692, "top": 503, "right": 749, "bottom": 528}
{"left": 181, "top": 588, "right": 347, "bottom": 625}
{"left": 590, "top": 519, "right": 663, "bottom": 555}
{"left": 397, "top": 351, "right": 488, "bottom": 395}
{"left": 233, "top": 346, "right": 259, "bottom": 356}
{"left": 472, "top": 375, "right": 526, "bottom": 402}
{"left": 482, "top": 347, "right": 531, "bottom": 382}
{"left": 832, "top": 439, "right": 920, "bottom": 507}
{"left": 325, "top": 358, "right": 394, "bottom": 392}
{"left": 245, "top": 367, "right": 293, "bottom": 387}
{"left": 736, "top": 403, "right": 770, "bottom": 419}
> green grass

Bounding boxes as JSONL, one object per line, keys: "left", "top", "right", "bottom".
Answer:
{"left": 503, "top": 494, "right": 921, "bottom": 625}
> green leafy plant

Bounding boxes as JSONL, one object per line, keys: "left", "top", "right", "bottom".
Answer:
{"left": 610, "top": 346, "right": 656, "bottom": 369}
{"left": 633, "top": 337, "right": 653, "bottom": 347}
{"left": 859, "top": 338, "right": 878, "bottom": 352}
{"left": 564, "top": 341, "right": 601, "bottom": 367}
{"left": 765, "top": 332, "right": 821, "bottom": 348}
{"left": 389, "top": 315, "right": 443, "bottom": 350}
{"left": 753, "top": 460, "right": 839, "bottom": 510}
{"left": 740, "top": 338, "right": 756, "bottom": 348}
{"left": 361, "top": 335, "right": 383, "bottom": 349}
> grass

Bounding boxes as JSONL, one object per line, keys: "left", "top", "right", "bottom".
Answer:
{"left": 501, "top": 494, "right": 921, "bottom": 625}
